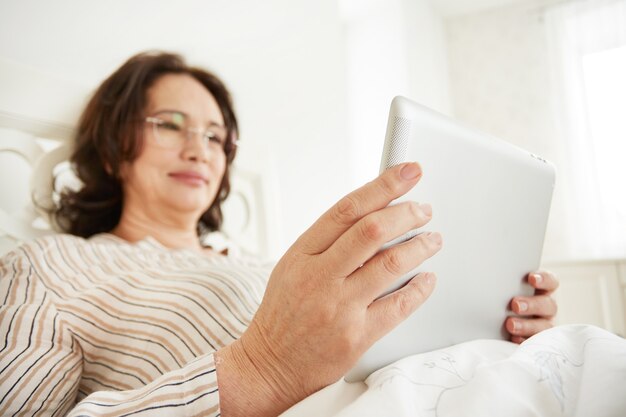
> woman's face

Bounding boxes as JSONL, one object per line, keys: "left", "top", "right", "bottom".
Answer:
{"left": 120, "top": 73, "right": 227, "bottom": 220}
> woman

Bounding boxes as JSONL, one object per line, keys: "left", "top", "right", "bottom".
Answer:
{"left": 0, "top": 51, "right": 558, "bottom": 416}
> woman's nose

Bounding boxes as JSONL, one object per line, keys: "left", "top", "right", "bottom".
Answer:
{"left": 181, "top": 130, "right": 211, "bottom": 162}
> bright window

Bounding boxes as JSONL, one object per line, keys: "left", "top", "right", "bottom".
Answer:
{"left": 582, "top": 45, "right": 626, "bottom": 222}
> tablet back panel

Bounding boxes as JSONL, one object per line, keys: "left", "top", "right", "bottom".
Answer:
{"left": 345, "top": 96, "right": 555, "bottom": 382}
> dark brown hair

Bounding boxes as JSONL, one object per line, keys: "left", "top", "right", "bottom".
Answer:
{"left": 52, "top": 51, "right": 238, "bottom": 237}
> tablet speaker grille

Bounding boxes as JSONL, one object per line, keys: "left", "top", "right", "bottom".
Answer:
{"left": 385, "top": 116, "right": 411, "bottom": 170}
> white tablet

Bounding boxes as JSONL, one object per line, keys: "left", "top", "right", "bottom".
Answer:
{"left": 344, "top": 96, "right": 555, "bottom": 382}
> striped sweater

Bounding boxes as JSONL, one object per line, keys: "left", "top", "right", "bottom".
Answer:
{"left": 0, "top": 233, "right": 270, "bottom": 416}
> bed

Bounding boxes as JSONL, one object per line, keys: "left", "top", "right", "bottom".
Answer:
{"left": 1, "top": 60, "right": 625, "bottom": 417}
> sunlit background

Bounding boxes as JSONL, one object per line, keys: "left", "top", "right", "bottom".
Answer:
{"left": 0, "top": 0, "right": 624, "bottom": 332}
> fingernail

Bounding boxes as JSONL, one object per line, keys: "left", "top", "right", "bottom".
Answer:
{"left": 517, "top": 300, "right": 528, "bottom": 312}
{"left": 512, "top": 320, "right": 520, "bottom": 331}
{"left": 427, "top": 232, "right": 442, "bottom": 245}
{"left": 419, "top": 203, "right": 432, "bottom": 217}
{"left": 400, "top": 163, "right": 421, "bottom": 180}
{"left": 533, "top": 273, "right": 542, "bottom": 285}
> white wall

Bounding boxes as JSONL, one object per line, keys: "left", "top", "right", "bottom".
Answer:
{"left": 342, "top": 0, "right": 451, "bottom": 188}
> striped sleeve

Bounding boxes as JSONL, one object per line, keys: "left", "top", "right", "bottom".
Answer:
{"left": 68, "top": 353, "right": 220, "bottom": 417}
{"left": 0, "top": 247, "right": 222, "bottom": 417}
{"left": 1, "top": 249, "right": 83, "bottom": 416}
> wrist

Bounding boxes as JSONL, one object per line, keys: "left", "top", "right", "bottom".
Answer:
{"left": 215, "top": 331, "right": 301, "bottom": 417}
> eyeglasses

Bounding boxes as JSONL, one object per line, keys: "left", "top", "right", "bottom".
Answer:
{"left": 145, "top": 111, "right": 235, "bottom": 152}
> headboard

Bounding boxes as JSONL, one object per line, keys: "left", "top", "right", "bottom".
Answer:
{"left": 0, "top": 59, "right": 273, "bottom": 259}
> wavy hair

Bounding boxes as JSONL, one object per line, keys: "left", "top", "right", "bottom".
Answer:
{"left": 52, "top": 51, "right": 239, "bottom": 237}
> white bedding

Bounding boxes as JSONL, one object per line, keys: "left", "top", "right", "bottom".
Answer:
{"left": 282, "top": 325, "right": 626, "bottom": 417}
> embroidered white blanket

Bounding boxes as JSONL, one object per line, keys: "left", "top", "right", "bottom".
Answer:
{"left": 281, "top": 325, "right": 626, "bottom": 417}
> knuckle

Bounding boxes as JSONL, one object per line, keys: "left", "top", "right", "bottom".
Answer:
{"left": 406, "top": 201, "right": 423, "bottom": 222}
{"left": 316, "top": 304, "right": 339, "bottom": 326}
{"left": 361, "top": 216, "right": 385, "bottom": 242}
{"left": 419, "top": 233, "right": 438, "bottom": 253}
{"left": 395, "top": 290, "right": 417, "bottom": 318}
{"left": 332, "top": 196, "right": 360, "bottom": 226}
{"left": 411, "top": 277, "right": 430, "bottom": 303}
{"left": 334, "top": 331, "right": 362, "bottom": 358}
{"left": 377, "top": 173, "right": 401, "bottom": 198}
{"left": 381, "top": 249, "right": 404, "bottom": 276}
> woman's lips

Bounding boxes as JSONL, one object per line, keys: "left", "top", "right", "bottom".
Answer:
{"left": 168, "top": 171, "right": 208, "bottom": 187}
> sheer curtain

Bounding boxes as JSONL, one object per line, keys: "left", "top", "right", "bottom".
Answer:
{"left": 545, "top": 0, "right": 626, "bottom": 260}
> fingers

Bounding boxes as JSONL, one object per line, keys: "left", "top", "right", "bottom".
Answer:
{"left": 347, "top": 231, "right": 442, "bottom": 301}
{"left": 294, "top": 162, "right": 423, "bottom": 255}
{"left": 366, "top": 272, "right": 437, "bottom": 341}
{"left": 510, "top": 294, "right": 558, "bottom": 318}
{"left": 505, "top": 316, "right": 553, "bottom": 340}
{"left": 528, "top": 270, "right": 559, "bottom": 294}
{"left": 322, "top": 201, "right": 434, "bottom": 278}
{"left": 506, "top": 272, "right": 559, "bottom": 343}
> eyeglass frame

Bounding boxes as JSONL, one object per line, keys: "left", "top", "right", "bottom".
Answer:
{"left": 143, "top": 111, "right": 239, "bottom": 152}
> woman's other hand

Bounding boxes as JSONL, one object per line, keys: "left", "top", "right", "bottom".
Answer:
{"left": 216, "top": 162, "right": 442, "bottom": 416}
{"left": 506, "top": 270, "right": 559, "bottom": 343}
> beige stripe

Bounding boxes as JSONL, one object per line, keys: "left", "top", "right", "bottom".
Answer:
{"left": 32, "top": 299, "right": 49, "bottom": 347}
{"left": 50, "top": 235, "right": 101, "bottom": 292}
{"left": 125, "top": 248, "right": 260, "bottom": 324}
{"left": 110, "top": 249, "right": 258, "bottom": 319}
{"left": 84, "top": 351, "right": 154, "bottom": 384}
{"left": 188, "top": 404, "right": 220, "bottom": 417}
{"left": 168, "top": 269, "right": 256, "bottom": 325}
{"left": 88, "top": 380, "right": 219, "bottom": 417}
{"left": 104, "top": 283, "right": 227, "bottom": 350}
{"left": 78, "top": 292, "right": 204, "bottom": 356}
{"left": 81, "top": 370, "right": 135, "bottom": 391}
{"left": 121, "top": 271, "right": 244, "bottom": 338}
{"left": 83, "top": 356, "right": 215, "bottom": 404}
{"left": 55, "top": 235, "right": 93, "bottom": 289}
{"left": 60, "top": 303, "right": 188, "bottom": 368}
{"left": 5, "top": 258, "right": 29, "bottom": 307}
{"left": 70, "top": 327, "right": 170, "bottom": 374}
{"left": 25, "top": 245, "right": 72, "bottom": 301}
{"left": 173, "top": 264, "right": 260, "bottom": 316}
{"left": 206, "top": 268, "right": 263, "bottom": 317}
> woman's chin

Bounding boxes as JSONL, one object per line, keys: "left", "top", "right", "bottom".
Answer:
{"left": 160, "top": 186, "right": 217, "bottom": 214}
{"left": 165, "top": 196, "right": 212, "bottom": 215}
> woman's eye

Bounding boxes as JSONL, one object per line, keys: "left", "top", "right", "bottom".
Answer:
{"left": 160, "top": 121, "right": 183, "bottom": 131}
{"left": 205, "top": 132, "right": 224, "bottom": 146}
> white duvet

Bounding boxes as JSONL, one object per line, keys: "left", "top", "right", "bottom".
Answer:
{"left": 281, "top": 325, "right": 626, "bottom": 417}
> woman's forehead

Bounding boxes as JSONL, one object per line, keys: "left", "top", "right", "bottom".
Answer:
{"left": 146, "top": 73, "right": 224, "bottom": 125}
